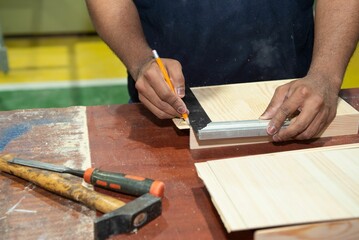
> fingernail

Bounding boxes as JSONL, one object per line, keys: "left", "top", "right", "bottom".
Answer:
{"left": 176, "top": 87, "right": 185, "bottom": 98}
{"left": 267, "top": 124, "right": 277, "bottom": 135}
{"left": 177, "top": 106, "right": 187, "bottom": 114}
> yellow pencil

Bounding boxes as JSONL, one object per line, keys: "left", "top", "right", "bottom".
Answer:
{"left": 152, "top": 50, "right": 189, "bottom": 123}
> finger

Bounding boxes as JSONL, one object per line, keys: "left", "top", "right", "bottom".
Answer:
{"left": 136, "top": 69, "right": 177, "bottom": 116}
{"left": 166, "top": 60, "right": 186, "bottom": 98}
{"left": 145, "top": 61, "right": 173, "bottom": 92}
{"left": 267, "top": 84, "right": 310, "bottom": 137}
{"left": 266, "top": 98, "right": 300, "bottom": 137}
{"left": 260, "top": 83, "right": 291, "bottom": 120}
{"left": 139, "top": 78, "right": 181, "bottom": 116}
{"left": 295, "top": 105, "right": 336, "bottom": 140}
{"left": 139, "top": 93, "right": 176, "bottom": 119}
{"left": 274, "top": 111, "right": 320, "bottom": 142}
{"left": 151, "top": 63, "right": 188, "bottom": 115}
{"left": 138, "top": 64, "right": 188, "bottom": 117}
{"left": 272, "top": 97, "right": 322, "bottom": 141}
{"left": 157, "top": 90, "right": 188, "bottom": 116}
{"left": 294, "top": 112, "right": 325, "bottom": 140}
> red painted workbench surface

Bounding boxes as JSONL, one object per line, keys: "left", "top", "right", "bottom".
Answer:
{"left": 87, "top": 89, "right": 359, "bottom": 240}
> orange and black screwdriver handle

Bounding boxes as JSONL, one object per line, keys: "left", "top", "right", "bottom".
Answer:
{"left": 83, "top": 168, "right": 164, "bottom": 198}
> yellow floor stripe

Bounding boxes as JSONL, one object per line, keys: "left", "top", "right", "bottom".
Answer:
{"left": 0, "top": 36, "right": 127, "bottom": 84}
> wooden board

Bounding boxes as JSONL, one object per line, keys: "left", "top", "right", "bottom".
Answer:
{"left": 0, "top": 106, "right": 94, "bottom": 239}
{"left": 195, "top": 143, "right": 359, "bottom": 233}
{"left": 172, "top": 117, "right": 190, "bottom": 130}
{"left": 185, "top": 79, "right": 359, "bottom": 149}
{"left": 254, "top": 218, "right": 359, "bottom": 240}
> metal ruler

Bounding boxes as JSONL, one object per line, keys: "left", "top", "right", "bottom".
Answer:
{"left": 184, "top": 87, "right": 290, "bottom": 140}
{"left": 197, "top": 119, "right": 290, "bottom": 140}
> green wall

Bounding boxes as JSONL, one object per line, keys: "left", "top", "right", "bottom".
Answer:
{"left": 0, "top": 0, "right": 94, "bottom": 35}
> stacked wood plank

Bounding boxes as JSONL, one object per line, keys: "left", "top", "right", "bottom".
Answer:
{"left": 195, "top": 143, "right": 359, "bottom": 238}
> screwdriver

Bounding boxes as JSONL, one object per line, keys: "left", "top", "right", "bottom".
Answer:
{"left": 9, "top": 158, "right": 164, "bottom": 198}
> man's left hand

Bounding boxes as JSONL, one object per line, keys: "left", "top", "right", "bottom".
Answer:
{"left": 260, "top": 74, "right": 341, "bottom": 142}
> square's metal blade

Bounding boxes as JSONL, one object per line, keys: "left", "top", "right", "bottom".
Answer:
{"left": 183, "top": 86, "right": 211, "bottom": 133}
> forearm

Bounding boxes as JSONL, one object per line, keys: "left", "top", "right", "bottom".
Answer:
{"left": 308, "top": 0, "right": 359, "bottom": 90}
{"left": 85, "top": 0, "right": 153, "bottom": 80}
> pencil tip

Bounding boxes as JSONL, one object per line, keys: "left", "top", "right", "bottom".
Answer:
{"left": 184, "top": 116, "right": 190, "bottom": 125}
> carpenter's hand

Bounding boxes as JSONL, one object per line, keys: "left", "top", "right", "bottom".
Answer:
{"left": 260, "top": 74, "right": 341, "bottom": 142}
{"left": 135, "top": 58, "right": 188, "bottom": 119}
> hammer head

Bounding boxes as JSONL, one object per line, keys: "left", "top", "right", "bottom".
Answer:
{"left": 94, "top": 193, "right": 162, "bottom": 240}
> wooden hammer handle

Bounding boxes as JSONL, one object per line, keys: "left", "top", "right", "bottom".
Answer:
{"left": 0, "top": 154, "right": 125, "bottom": 213}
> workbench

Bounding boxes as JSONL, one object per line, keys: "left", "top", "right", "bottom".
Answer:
{"left": 1, "top": 88, "right": 359, "bottom": 240}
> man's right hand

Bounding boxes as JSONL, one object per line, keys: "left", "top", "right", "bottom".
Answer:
{"left": 86, "top": 0, "right": 188, "bottom": 119}
{"left": 135, "top": 58, "right": 189, "bottom": 119}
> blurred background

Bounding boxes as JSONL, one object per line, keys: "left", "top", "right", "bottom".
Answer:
{"left": 0, "top": 0, "right": 129, "bottom": 111}
{"left": 0, "top": 0, "right": 358, "bottom": 111}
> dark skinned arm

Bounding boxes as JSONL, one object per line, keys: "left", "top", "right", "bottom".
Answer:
{"left": 261, "top": 0, "right": 359, "bottom": 142}
{"left": 85, "top": 0, "right": 188, "bottom": 119}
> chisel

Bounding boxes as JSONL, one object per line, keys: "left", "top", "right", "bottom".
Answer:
{"left": 8, "top": 158, "right": 164, "bottom": 198}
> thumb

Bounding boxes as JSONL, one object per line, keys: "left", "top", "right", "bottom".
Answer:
{"left": 165, "top": 59, "right": 186, "bottom": 98}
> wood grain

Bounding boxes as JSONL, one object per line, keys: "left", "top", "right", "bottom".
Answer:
{"left": 255, "top": 219, "right": 359, "bottom": 240}
{"left": 195, "top": 143, "right": 359, "bottom": 233}
{"left": 192, "top": 80, "right": 284, "bottom": 122}
{"left": 189, "top": 80, "right": 359, "bottom": 149}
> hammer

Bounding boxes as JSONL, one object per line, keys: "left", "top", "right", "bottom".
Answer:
{"left": 0, "top": 154, "right": 162, "bottom": 240}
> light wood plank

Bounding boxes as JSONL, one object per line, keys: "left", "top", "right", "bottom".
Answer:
{"left": 255, "top": 219, "right": 359, "bottom": 240}
{"left": 187, "top": 79, "right": 359, "bottom": 149}
{"left": 195, "top": 144, "right": 359, "bottom": 233}
{"left": 191, "top": 80, "right": 285, "bottom": 122}
{"left": 172, "top": 117, "right": 190, "bottom": 130}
